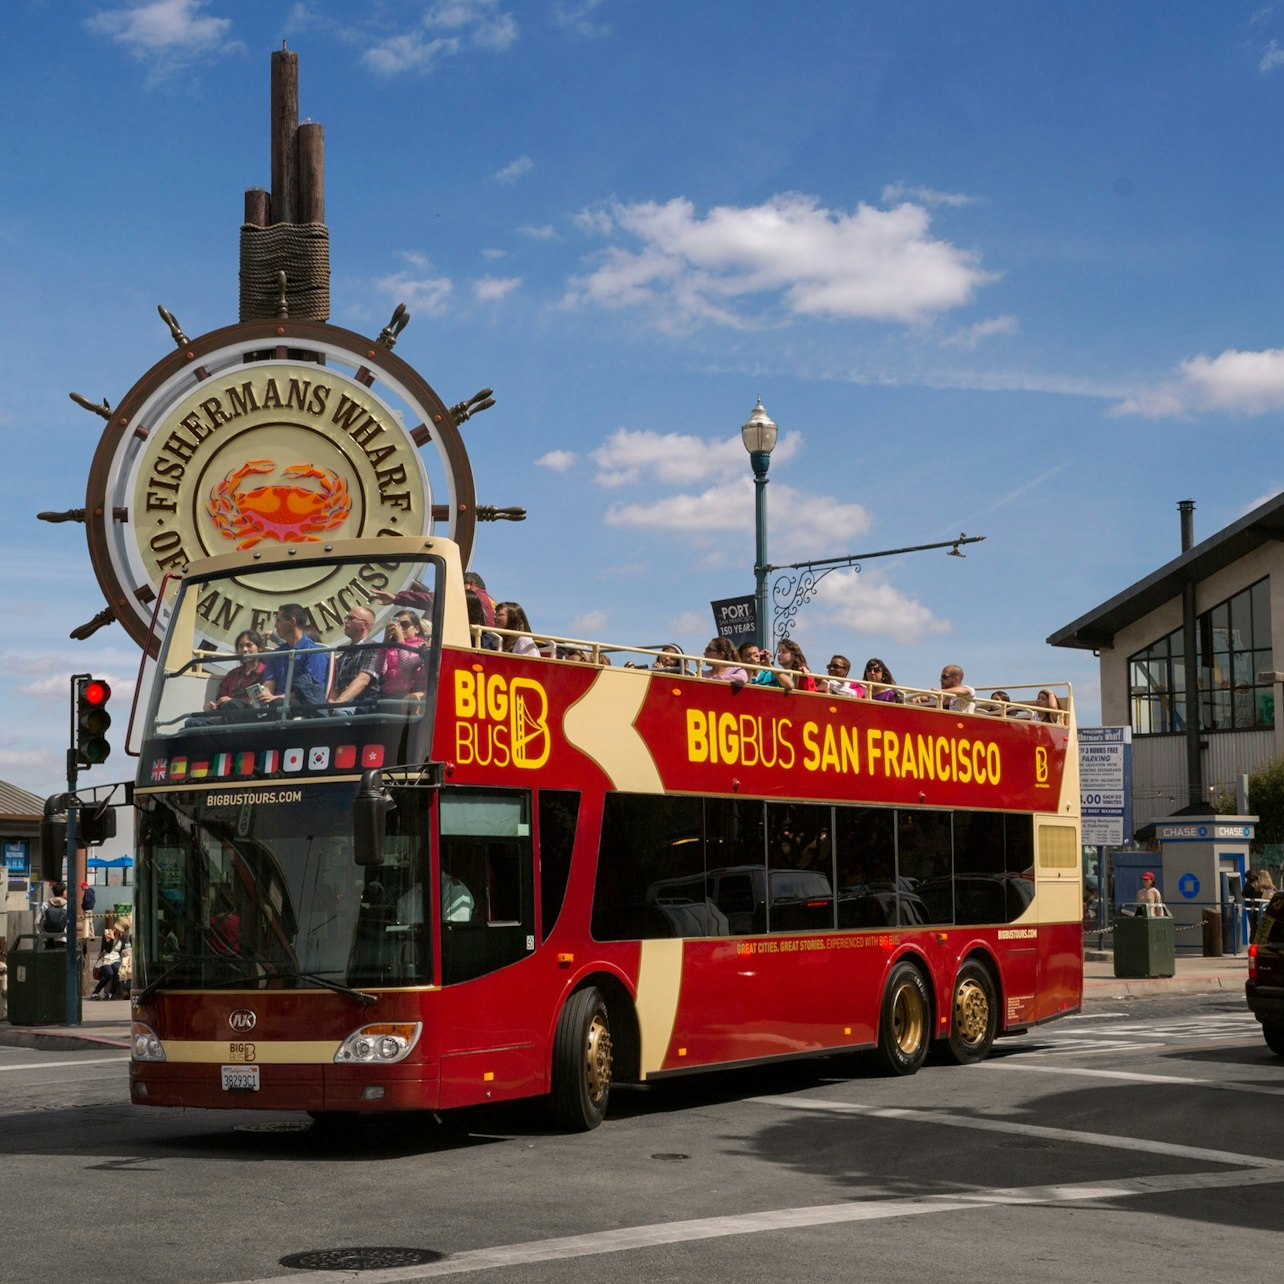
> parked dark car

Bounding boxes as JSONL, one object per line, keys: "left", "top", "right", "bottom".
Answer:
{"left": 1246, "top": 890, "right": 1284, "bottom": 1056}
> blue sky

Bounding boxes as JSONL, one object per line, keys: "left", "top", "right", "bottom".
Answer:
{"left": 5, "top": 0, "right": 1284, "bottom": 795}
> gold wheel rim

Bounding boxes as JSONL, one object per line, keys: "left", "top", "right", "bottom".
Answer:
{"left": 891, "top": 982, "right": 926, "bottom": 1054}
{"left": 584, "top": 1013, "right": 613, "bottom": 1104}
{"left": 954, "top": 977, "right": 990, "bottom": 1047}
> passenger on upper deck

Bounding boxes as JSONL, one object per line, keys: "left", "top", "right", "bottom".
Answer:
{"left": 381, "top": 610, "right": 427, "bottom": 700}
{"left": 824, "top": 655, "right": 864, "bottom": 698}
{"left": 331, "top": 606, "right": 382, "bottom": 711}
{"left": 651, "top": 644, "right": 687, "bottom": 675}
{"left": 738, "top": 642, "right": 764, "bottom": 670}
{"left": 463, "top": 571, "right": 497, "bottom": 627}
{"left": 262, "top": 604, "right": 330, "bottom": 712}
{"left": 1034, "top": 689, "right": 1061, "bottom": 722}
{"left": 703, "top": 637, "right": 748, "bottom": 686}
{"left": 758, "top": 639, "right": 817, "bottom": 692}
{"left": 978, "top": 690, "right": 1011, "bottom": 715}
{"left": 466, "top": 591, "right": 500, "bottom": 649}
{"left": 495, "top": 601, "right": 541, "bottom": 656}
{"left": 863, "top": 658, "right": 901, "bottom": 702}
{"left": 205, "top": 630, "right": 266, "bottom": 712}
{"left": 912, "top": 663, "right": 975, "bottom": 712}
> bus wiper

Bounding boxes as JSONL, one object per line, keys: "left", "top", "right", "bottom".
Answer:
{"left": 136, "top": 953, "right": 205, "bottom": 1004}
{"left": 273, "top": 969, "right": 379, "bottom": 1005}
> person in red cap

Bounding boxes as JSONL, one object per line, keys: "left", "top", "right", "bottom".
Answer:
{"left": 1137, "top": 871, "right": 1163, "bottom": 914}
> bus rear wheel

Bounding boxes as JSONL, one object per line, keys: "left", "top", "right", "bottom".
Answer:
{"left": 939, "top": 961, "right": 998, "bottom": 1065}
{"left": 551, "top": 987, "right": 613, "bottom": 1131}
{"left": 872, "top": 962, "right": 930, "bottom": 1076}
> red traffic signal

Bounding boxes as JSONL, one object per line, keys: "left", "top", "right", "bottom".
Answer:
{"left": 75, "top": 676, "right": 112, "bottom": 767}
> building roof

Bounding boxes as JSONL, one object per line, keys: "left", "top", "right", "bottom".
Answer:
{"left": 0, "top": 779, "right": 45, "bottom": 821}
{"left": 1047, "top": 492, "right": 1284, "bottom": 652}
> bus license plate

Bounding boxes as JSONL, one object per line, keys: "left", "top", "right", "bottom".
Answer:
{"left": 221, "top": 1065, "right": 260, "bottom": 1092}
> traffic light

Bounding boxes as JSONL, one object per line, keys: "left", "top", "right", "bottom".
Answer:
{"left": 80, "top": 799, "right": 117, "bottom": 846}
{"left": 75, "top": 676, "right": 112, "bottom": 767}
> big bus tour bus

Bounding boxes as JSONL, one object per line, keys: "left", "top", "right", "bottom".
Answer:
{"left": 129, "top": 535, "right": 1082, "bottom": 1130}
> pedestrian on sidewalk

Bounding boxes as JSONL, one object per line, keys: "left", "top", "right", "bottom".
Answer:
{"left": 38, "top": 883, "right": 69, "bottom": 948}
{"left": 89, "top": 925, "right": 124, "bottom": 1000}
{"left": 1137, "top": 871, "right": 1164, "bottom": 916}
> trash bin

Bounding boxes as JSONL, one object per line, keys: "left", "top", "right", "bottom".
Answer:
{"left": 1113, "top": 909, "right": 1176, "bottom": 978}
{"left": 1202, "top": 909, "right": 1224, "bottom": 958}
{"left": 6, "top": 934, "right": 71, "bottom": 1025}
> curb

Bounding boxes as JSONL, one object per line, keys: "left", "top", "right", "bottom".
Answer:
{"left": 1084, "top": 974, "right": 1245, "bottom": 1000}
{"left": 0, "top": 1028, "right": 130, "bottom": 1052}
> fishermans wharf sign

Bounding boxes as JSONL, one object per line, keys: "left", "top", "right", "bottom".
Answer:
{"left": 82, "top": 317, "right": 477, "bottom": 653}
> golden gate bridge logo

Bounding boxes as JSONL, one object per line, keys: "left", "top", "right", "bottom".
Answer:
{"left": 509, "top": 678, "right": 550, "bottom": 769}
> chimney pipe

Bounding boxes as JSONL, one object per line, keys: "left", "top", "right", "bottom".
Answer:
{"left": 1179, "top": 499, "right": 1195, "bottom": 552}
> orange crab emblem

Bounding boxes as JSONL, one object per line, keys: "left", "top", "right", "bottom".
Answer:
{"left": 207, "top": 460, "right": 352, "bottom": 550}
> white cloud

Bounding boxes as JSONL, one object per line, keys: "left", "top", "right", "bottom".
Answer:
{"left": 519, "top": 224, "right": 558, "bottom": 240}
{"left": 537, "top": 450, "right": 578, "bottom": 472}
{"left": 571, "top": 609, "right": 609, "bottom": 635}
{"left": 1262, "top": 40, "right": 1284, "bottom": 72}
{"left": 565, "top": 193, "right": 996, "bottom": 329}
{"left": 881, "top": 182, "right": 982, "bottom": 208}
{"left": 495, "top": 155, "right": 534, "bottom": 184}
{"left": 590, "top": 427, "right": 802, "bottom": 489}
{"left": 85, "top": 0, "right": 240, "bottom": 82}
{"left": 1111, "top": 347, "right": 1284, "bottom": 417}
{"left": 555, "top": 0, "right": 610, "bottom": 38}
{"left": 605, "top": 477, "right": 872, "bottom": 558}
{"left": 812, "top": 570, "right": 952, "bottom": 646}
{"left": 360, "top": 1, "right": 517, "bottom": 74}
{"left": 374, "top": 256, "right": 453, "bottom": 314}
{"left": 362, "top": 33, "right": 457, "bottom": 75}
{"left": 482, "top": 248, "right": 508, "bottom": 259}
{"left": 473, "top": 275, "right": 522, "bottom": 301}
{"left": 940, "top": 314, "right": 1018, "bottom": 350}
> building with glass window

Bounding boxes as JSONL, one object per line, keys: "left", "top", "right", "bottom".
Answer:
{"left": 1049, "top": 497, "right": 1284, "bottom": 834}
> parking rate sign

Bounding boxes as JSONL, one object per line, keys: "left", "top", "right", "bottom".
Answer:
{"left": 1079, "top": 726, "right": 1132, "bottom": 846}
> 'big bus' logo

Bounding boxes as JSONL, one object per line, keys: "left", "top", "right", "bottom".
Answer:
{"left": 453, "top": 670, "right": 550, "bottom": 769}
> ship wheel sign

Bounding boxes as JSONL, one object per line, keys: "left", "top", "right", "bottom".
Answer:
{"left": 57, "top": 311, "right": 512, "bottom": 656}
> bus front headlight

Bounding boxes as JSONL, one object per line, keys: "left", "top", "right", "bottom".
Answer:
{"left": 334, "top": 1022, "right": 421, "bottom": 1064}
{"left": 132, "top": 1023, "right": 166, "bottom": 1062}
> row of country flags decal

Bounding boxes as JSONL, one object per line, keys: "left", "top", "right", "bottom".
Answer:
{"left": 150, "top": 743, "right": 386, "bottom": 783}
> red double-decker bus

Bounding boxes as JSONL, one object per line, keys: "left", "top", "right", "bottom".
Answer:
{"left": 129, "top": 535, "right": 1082, "bottom": 1129}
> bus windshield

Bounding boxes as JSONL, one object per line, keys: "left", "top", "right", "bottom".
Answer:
{"left": 135, "top": 782, "right": 430, "bottom": 993}
{"left": 143, "top": 549, "right": 444, "bottom": 774}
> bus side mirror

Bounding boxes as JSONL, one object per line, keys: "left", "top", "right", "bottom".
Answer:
{"left": 39, "top": 794, "right": 68, "bottom": 882}
{"left": 354, "top": 770, "right": 392, "bottom": 867}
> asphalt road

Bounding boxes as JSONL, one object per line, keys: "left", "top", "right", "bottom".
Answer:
{"left": 2, "top": 992, "right": 1279, "bottom": 1284}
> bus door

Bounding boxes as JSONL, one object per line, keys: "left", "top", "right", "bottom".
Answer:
{"left": 434, "top": 788, "right": 541, "bottom": 1107}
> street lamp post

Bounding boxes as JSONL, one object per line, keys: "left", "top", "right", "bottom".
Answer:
{"left": 741, "top": 399, "right": 778, "bottom": 653}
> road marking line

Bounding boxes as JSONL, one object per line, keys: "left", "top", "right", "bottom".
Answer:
{"left": 218, "top": 1165, "right": 1284, "bottom": 1284}
{"left": 985, "top": 1061, "right": 1284, "bottom": 1097}
{"left": 0, "top": 1057, "right": 126, "bottom": 1073}
{"left": 749, "top": 1095, "right": 1281, "bottom": 1167}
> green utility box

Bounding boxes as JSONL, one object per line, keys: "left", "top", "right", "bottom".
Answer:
{"left": 1113, "top": 911, "right": 1176, "bottom": 979}
{"left": 6, "top": 936, "right": 72, "bottom": 1025}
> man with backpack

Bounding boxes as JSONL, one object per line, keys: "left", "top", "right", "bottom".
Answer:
{"left": 40, "top": 882, "right": 69, "bottom": 948}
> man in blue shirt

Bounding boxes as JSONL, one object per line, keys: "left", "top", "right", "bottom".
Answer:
{"left": 262, "top": 603, "right": 329, "bottom": 712}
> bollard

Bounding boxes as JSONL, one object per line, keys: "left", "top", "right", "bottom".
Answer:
{"left": 1202, "top": 908, "right": 1223, "bottom": 957}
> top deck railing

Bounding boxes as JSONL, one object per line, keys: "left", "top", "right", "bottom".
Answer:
{"left": 469, "top": 628, "right": 1071, "bottom": 727}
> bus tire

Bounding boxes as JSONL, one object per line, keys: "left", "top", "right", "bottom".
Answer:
{"left": 1264, "top": 1023, "right": 1284, "bottom": 1057}
{"left": 872, "top": 962, "right": 931, "bottom": 1076}
{"left": 551, "top": 986, "right": 613, "bottom": 1131}
{"left": 940, "top": 960, "right": 998, "bottom": 1065}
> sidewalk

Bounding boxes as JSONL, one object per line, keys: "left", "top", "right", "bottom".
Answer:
{"left": 0, "top": 999, "right": 132, "bottom": 1052}
{"left": 0, "top": 952, "right": 1253, "bottom": 1053}
{"left": 1083, "top": 948, "right": 1249, "bottom": 1000}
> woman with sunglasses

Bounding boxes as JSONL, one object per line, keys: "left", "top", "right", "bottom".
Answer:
{"left": 702, "top": 637, "right": 748, "bottom": 686}
{"left": 863, "top": 657, "right": 901, "bottom": 703}
{"left": 382, "top": 610, "right": 427, "bottom": 700}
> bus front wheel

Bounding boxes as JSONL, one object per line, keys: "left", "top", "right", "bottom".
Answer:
{"left": 939, "top": 961, "right": 998, "bottom": 1065}
{"left": 551, "top": 987, "right": 613, "bottom": 1131}
{"left": 872, "top": 962, "right": 930, "bottom": 1076}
